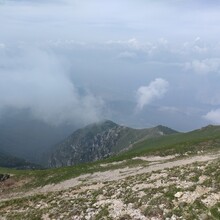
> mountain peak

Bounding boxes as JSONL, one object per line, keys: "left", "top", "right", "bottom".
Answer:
{"left": 48, "top": 120, "right": 177, "bottom": 168}
{"left": 155, "top": 125, "right": 179, "bottom": 135}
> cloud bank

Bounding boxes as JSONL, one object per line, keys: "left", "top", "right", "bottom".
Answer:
{"left": 204, "top": 109, "right": 220, "bottom": 124}
{"left": 136, "top": 78, "right": 169, "bottom": 111}
{"left": 1, "top": 0, "right": 220, "bottom": 130}
{"left": 0, "top": 45, "right": 103, "bottom": 126}
{"left": 185, "top": 58, "right": 220, "bottom": 74}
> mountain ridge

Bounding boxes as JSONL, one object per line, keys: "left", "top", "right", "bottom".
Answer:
{"left": 48, "top": 120, "right": 178, "bottom": 168}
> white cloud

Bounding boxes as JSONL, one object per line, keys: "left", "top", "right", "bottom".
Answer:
{"left": 185, "top": 58, "right": 220, "bottom": 74}
{"left": 106, "top": 38, "right": 142, "bottom": 50}
{"left": 158, "top": 38, "right": 168, "bottom": 47}
{"left": 117, "top": 51, "right": 137, "bottom": 59}
{"left": 0, "top": 43, "right": 5, "bottom": 49}
{"left": 136, "top": 78, "right": 169, "bottom": 111}
{"left": 0, "top": 46, "right": 104, "bottom": 126}
{"left": 2, "top": 0, "right": 220, "bottom": 131}
{"left": 203, "top": 109, "right": 220, "bottom": 124}
{"left": 193, "top": 45, "right": 208, "bottom": 53}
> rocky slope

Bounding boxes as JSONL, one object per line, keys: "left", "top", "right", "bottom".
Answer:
{"left": 0, "top": 150, "right": 219, "bottom": 219}
{"left": 48, "top": 120, "right": 177, "bottom": 168}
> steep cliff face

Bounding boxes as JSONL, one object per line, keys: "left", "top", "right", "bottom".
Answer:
{"left": 48, "top": 121, "right": 118, "bottom": 167}
{"left": 48, "top": 120, "right": 177, "bottom": 168}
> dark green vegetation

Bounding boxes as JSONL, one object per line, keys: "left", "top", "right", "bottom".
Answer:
{"left": 48, "top": 120, "right": 177, "bottom": 168}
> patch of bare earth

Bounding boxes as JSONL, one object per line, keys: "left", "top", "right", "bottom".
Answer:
{"left": 0, "top": 151, "right": 220, "bottom": 219}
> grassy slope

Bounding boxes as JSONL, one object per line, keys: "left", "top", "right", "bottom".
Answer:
{"left": 110, "top": 125, "right": 178, "bottom": 153}
{"left": 49, "top": 121, "right": 177, "bottom": 165}
{"left": 108, "top": 125, "right": 220, "bottom": 161}
{"left": 0, "top": 125, "right": 220, "bottom": 189}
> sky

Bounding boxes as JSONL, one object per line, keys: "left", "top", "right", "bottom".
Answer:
{"left": 1, "top": 0, "right": 220, "bottom": 131}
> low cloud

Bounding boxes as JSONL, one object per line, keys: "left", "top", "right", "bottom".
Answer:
{"left": 136, "top": 78, "right": 169, "bottom": 111}
{"left": 107, "top": 38, "right": 141, "bottom": 50}
{"left": 0, "top": 45, "right": 103, "bottom": 126}
{"left": 185, "top": 58, "right": 220, "bottom": 74}
{"left": 0, "top": 43, "right": 5, "bottom": 49}
{"left": 203, "top": 109, "right": 220, "bottom": 124}
{"left": 117, "top": 51, "right": 137, "bottom": 60}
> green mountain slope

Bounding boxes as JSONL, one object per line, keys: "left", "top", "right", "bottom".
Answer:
{"left": 111, "top": 124, "right": 220, "bottom": 161}
{"left": 0, "top": 125, "right": 220, "bottom": 220}
{"left": 48, "top": 120, "right": 178, "bottom": 168}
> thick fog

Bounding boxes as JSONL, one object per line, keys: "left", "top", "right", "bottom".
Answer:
{"left": 0, "top": 46, "right": 103, "bottom": 125}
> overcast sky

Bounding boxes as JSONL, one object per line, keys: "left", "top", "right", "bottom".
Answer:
{"left": 1, "top": 0, "right": 220, "bottom": 131}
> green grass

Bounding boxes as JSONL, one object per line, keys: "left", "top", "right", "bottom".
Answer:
{"left": 1, "top": 125, "right": 220, "bottom": 189}
{"left": 210, "top": 203, "right": 220, "bottom": 219}
{"left": 1, "top": 157, "right": 220, "bottom": 220}
{"left": 95, "top": 205, "right": 110, "bottom": 220}
{"left": 106, "top": 125, "right": 220, "bottom": 162}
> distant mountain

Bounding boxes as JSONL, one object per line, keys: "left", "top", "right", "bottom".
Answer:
{"left": 0, "top": 108, "right": 77, "bottom": 164}
{"left": 48, "top": 120, "right": 178, "bottom": 168}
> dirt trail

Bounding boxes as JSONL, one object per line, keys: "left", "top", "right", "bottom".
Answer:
{"left": 40, "top": 153, "right": 219, "bottom": 192}
{"left": 0, "top": 152, "right": 219, "bottom": 202}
